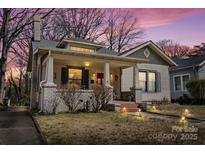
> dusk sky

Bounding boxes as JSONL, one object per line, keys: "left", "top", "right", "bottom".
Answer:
{"left": 129, "top": 8, "right": 205, "bottom": 47}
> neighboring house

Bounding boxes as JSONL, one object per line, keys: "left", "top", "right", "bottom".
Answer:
{"left": 170, "top": 53, "right": 205, "bottom": 100}
{"left": 27, "top": 16, "right": 176, "bottom": 113}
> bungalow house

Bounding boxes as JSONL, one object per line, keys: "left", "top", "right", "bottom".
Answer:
{"left": 27, "top": 16, "right": 176, "bottom": 113}
{"left": 170, "top": 53, "right": 205, "bottom": 100}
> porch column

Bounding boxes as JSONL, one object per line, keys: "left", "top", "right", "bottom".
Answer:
{"left": 132, "top": 65, "right": 142, "bottom": 104}
{"left": 42, "top": 56, "right": 57, "bottom": 113}
{"left": 45, "top": 56, "right": 55, "bottom": 86}
{"left": 104, "top": 63, "right": 110, "bottom": 85}
{"left": 133, "top": 65, "right": 139, "bottom": 88}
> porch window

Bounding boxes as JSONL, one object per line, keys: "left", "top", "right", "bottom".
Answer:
{"left": 70, "top": 46, "right": 95, "bottom": 53}
{"left": 68, "top": 68, "right": 82, "bottom": 86}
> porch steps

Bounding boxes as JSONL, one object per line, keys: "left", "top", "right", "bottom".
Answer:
{"left": 119, "top": 103, "right": 140, "bottom": 112}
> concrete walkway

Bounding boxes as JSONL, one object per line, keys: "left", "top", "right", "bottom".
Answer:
{"left": 0, "top": 107, "right": 44, "bottom": 145}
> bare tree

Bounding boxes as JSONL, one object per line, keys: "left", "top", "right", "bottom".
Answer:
{"left": 53, "top": 9, "right": 105, "bottom": 41}
{"left": 103, "top": 9, "right": 143, "bottom": 53}
{"left": 156, "top": 39, "right": 191, "bottom": 57}
{"left": 0, "top": 8, "right": 54, "bottom": 104}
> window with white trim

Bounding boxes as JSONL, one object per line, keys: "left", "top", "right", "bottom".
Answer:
{"left": 139, "top": 71, "right": 147, "bottom": 91}
{"left": 148, "top": 72, "right": 156, "bottom": 92}
{"left": 139, "top": 71, "right": 158, "bottom": 92}
{"left": 174, "top": 74, "right": 190, "bottom": 91}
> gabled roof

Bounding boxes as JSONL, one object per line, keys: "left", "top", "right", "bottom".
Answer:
{"left": 171, "top": 53, "right": 205, "bottom": 70}
{"left": 120, "top": 40, "right": 177, "bottom": 66}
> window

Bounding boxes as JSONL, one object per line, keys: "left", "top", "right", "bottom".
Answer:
{"left": 139, "top": 71, "right": 158, "bottom": 92}
{"left": 174, "top": 76, "right": 181, "bottom": 91}
{"left": 70, "top": 46, "right": 95, "bottom": 53}
{"left": 68, "top": 68, "right": 82, "bottom": 86}
{"left": 182, "top": 75, "right": 190, "bottom": 91}
{"left": 148, "top": 72, "right": 156, "bottom": 92}
{"left": 174, "top": 74, "right": 190, "bottom": 91}
{"left": 139, "top": 71, "right": 147, "bottom": 91}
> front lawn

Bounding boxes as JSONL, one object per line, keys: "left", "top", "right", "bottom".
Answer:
{"left": 36, "top": 112, "right": 205, "bottom": 144}
{"left": 148, "top": 104, "right": 205, "bottom": 120}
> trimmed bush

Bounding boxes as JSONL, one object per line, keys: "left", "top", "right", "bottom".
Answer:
{"left": 186, "top": 79, "right": 205, "bottom": 105}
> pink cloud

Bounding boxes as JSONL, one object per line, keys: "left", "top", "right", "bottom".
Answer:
{"left": 126, "top": 8, "right": 205, "bottom": 28}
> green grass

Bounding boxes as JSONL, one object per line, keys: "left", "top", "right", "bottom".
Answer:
{"left": 36, "top": 112, "right": 205, "bottom": 144}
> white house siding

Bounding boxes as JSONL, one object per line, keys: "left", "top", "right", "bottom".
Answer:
{"left": 199, "top": 64, "right": 205, "bottom": 79}
{"left": 121, "top": 63, "right": 171, "bottom": 102}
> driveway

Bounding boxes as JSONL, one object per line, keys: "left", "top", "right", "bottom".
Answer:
{"left": 0, "top": 107, "right": 45, "bottom": 145}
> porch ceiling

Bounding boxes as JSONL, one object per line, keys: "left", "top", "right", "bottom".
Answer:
{"left": 37, "top": 47, "right": 149, "bottom": 67}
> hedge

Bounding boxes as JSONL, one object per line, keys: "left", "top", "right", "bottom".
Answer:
{"left": 186, "top": 79, "right": 205, "bottom": 104}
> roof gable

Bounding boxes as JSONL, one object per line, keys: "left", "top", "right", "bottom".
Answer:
{"left": 120, "top": 41, "right": 177, "bottom": 66}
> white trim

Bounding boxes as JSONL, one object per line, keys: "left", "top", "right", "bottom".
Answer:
{"left": 199, "top": 60, "right": 205, "bottom": 67}
{"left": 121, "top": 41, "right": 177, "bottom": 66}
{"left": 173, "top": 73, "right": 190, "bottom": 92}
{"left": 37, "top": 47, "right": 149, "bottom": 65}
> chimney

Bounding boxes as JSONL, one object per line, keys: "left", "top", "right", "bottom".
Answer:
{"left": 33, "top": 15, "right": 41, "bottom": 41}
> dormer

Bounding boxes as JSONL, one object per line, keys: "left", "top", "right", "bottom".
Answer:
{"left": 56, "top": 38, "right": 103, "bottom": 53}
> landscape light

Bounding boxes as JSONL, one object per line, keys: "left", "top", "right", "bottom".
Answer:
{"left": 185, "top": 109, "right": 189, "bottom": 114}
{"left": 122, "top": 107, "right": 127, "bottom": 112}
{"left": 136, "top": 108, "right": 142, "bottom": 117}
{"left": 183, "top": 108, "right": 191, "bottom": 117}
{"left": 180, "top": 116, "right": 187, "bottom": 124}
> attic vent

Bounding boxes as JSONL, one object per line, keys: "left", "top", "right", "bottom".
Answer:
{"left": 144, "top": 48, "right": 150, "bottom": 58}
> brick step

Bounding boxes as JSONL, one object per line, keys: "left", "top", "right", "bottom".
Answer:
{"left": 120, "top": 103, "right": 140, "bottom": 112}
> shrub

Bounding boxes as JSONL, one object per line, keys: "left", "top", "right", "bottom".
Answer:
{"left": 91, "top": 84, "right": 113, "bottom": 112}
{"left": 186, "top": 79, "right": 205, "bottom": 105}
{"left": 57, "top": 83, "right": 83, "bottom": 113}
{"left": 161, "top": 97, "right": 170, "bottom": 104}
{"left": 175, "top": 94, "right": 192, "bottom": 105}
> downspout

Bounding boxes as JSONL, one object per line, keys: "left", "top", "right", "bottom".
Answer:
{"left": 39, "top": 50, "right": 51, "bottom": 112}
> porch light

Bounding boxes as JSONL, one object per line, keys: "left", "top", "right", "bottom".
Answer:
{"left": 85, "top": 62, "right": 90, "bottom": 67}
{"left": 110, "top": 74, "right": 113, "bottom": 79}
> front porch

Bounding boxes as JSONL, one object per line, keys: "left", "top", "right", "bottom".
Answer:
{"left": 32, "top": 48, "right": 148, "bottom": 113}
